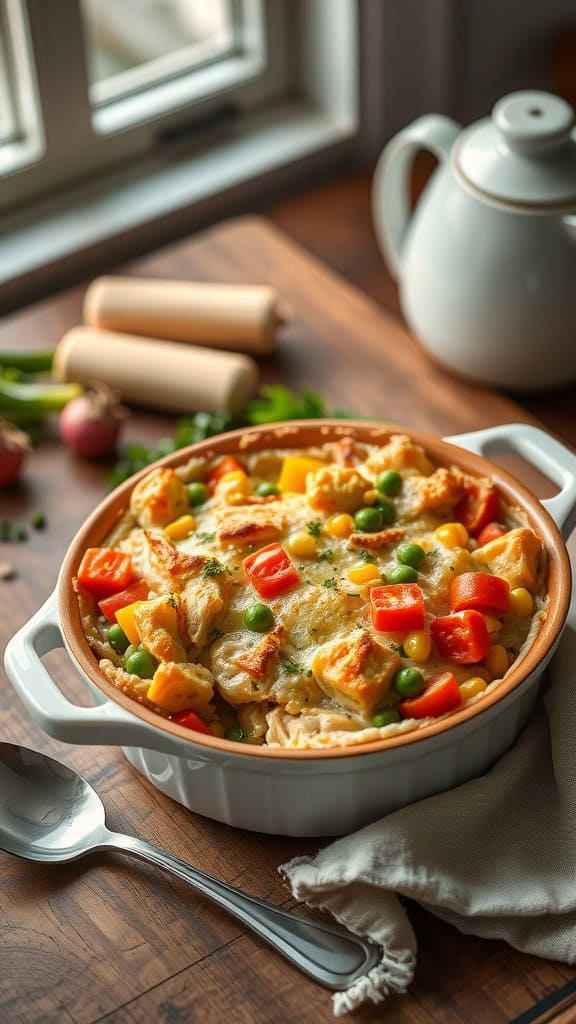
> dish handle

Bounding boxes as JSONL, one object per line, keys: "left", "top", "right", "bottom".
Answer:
{"left": 445, "top": 423, "right": 576, "bottom": 539}
{"left": 4, "top": 592, "right": 194, "bottom": 756}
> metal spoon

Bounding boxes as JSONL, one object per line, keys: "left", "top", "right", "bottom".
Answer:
{"left": 0, "top": 743, "right": 380, "bottom": 989}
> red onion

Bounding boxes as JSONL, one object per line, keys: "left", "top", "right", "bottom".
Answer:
{"left": 0, "top": 421, "right": 30, "bottom": 487}
{"left": 59, "top": 384, "right": 127, "bottom": 457}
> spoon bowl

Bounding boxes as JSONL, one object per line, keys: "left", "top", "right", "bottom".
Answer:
{"left": 0, "top": 743, "right": 381, "bottom": 991}
{"left": 0, "top": 743, "right": 106, "bottom": 861}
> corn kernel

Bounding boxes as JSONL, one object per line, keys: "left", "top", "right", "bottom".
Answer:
{"left": 483, "top": 614, "right": 502, "bottom": 634}
{"left": 287, "top": 531, "right": 317, "bottom": 559}
{"left": 402, "top": 630, "right": 432, "bottom": 662}
{"left": 434, "top": 522, "right": 469, "bottom": 548}
{"left": 484, "top": 643, "right": 509, "bottom": 679}
{"left": 509, "top": 587, "right": 534, "bottom": 617}
{"left": 326, "top": 513, "right": 355, "bottom": 538}
{"left": 164, "top": 514, "right": 196, "bottom": 541}
{"left": 363, "top": 489, "right": 379, "bottom": 506}
{"left": 347, "top": 562, "right": 381, "bottom": 585}
{"left": 459, "top": 676, "right": 488, "bottom": 701}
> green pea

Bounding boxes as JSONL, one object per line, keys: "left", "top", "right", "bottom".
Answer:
{"left": 376, "top": 470, "right": 402, "bottom": 497}
{"left": 225, "top": 727, "right": 246, "bottom": 742}
{"left": 396, "top": 542, "right": 425, "bottom": 568}
{"left": 243, "top": 603, "right": 274, "bottom": 632}
{"left": 186, "top": 481, "right": 209, "bottom": 506}
{"left": 394, "top": 667, "right": 425, "bottom": 698}
{"left": 386, "top": 565, "right": 418, "bottom": 584}
{"left": 106, "top": 623, "right": 130, "bottom": 654}
{"left": 373, "top": 496, "right": 396, "bottom": 524}
{"left": 123, "top": 647, "right": 159, "bottom": 679}
{"left": 255, "top": 482, "right": 280, "bottom": 497}
{"left": 354, "top": 506, "right": 383, "bottom": 533}
{"left": 372, "top": 707, "right": 402, "bottom": 728}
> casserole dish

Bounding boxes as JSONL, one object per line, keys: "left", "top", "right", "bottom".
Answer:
{"left": 5, "top": 421, "right": 576, "bottom": 837}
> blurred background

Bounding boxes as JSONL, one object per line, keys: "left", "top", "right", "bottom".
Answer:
{"left": 1, "top": 0, "right": 575, "bottom": 310}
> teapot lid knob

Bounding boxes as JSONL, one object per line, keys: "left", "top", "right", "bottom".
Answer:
{"left": 456, "top": 89, "right": 576, "bottom": 206}
{"left": 493, "top": 91, "right": 574, "bottom": 156}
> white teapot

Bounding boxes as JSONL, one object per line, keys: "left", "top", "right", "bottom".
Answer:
{"left": 372, "top": 91, "right": 576, "bottom": 390}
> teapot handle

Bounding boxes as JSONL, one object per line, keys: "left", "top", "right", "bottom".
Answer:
{"left": 372, "top": 114, "right": 461, "bottom": 279}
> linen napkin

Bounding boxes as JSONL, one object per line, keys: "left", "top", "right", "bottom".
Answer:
{"left": 280, "top": 605, "right": 576, "bottom": 1016}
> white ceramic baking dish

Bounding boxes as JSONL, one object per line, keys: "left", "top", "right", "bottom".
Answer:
{"left": 5, "top": 422, "right": 576, "bottom": 837}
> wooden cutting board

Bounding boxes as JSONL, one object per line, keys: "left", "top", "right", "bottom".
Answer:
{"left": 0, "top": 216, "right": 573, "bottom": 1024}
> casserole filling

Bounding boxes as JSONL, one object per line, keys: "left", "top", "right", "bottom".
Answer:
{"left": 75, "top": 434, "right": 547, "bottom": 749}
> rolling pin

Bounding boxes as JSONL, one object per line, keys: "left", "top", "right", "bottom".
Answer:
{"left": 54, "top": 328, "right": 258, "bottom": 413}
{"left": 83, "top": 277, "right": 289, "bottom": 355}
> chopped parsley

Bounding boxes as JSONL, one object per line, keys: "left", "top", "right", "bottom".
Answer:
{"left": 282, "top": 659, "right": 303, "bottom": 675}
{"left": 306, "top": 520, "right": 322, "bottom": 537}
{"left": 208, "top": 627, "right": 225, "bottom": 643}
{"left": 196, "top": 531, "right": 216, "bottom": 543}
{"left": 318, "top": 548, "right": 334, "bottom": 562}
{"left": 357, "top": 549, "right": 372, "bottom": 562}
{"left": 167, "top": 594, "right": 178, "bottom": 609}
{"left": 202, "top": 557, "right": 232, "bottom": 579}
{"left": 322, "top": 577, "right": 338, "bottom": 590}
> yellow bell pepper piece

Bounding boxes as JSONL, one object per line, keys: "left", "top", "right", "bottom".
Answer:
{"left": 115, "top": 600, "right": 144, "bottom": 645}
{"left": 164, "top": 514, "right": 196, "bottom": 541}
{"left": 147, "top": 661, "right": 214, "bottom": 712}
{"left": 278, "top": 455, "right": 327, "bottom": 494}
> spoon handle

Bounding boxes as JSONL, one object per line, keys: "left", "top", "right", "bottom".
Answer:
{"left": 103, "top": 831, "right": 379, "bottom": 990}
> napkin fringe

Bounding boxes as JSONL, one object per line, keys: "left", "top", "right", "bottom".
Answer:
{"left": 280, "top": 856, "right": 415, "bottom": 1016}
{"left": 332, "top": 951, "right": 415, "bottom": 1017}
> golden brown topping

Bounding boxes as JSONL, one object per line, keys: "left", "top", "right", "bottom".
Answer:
{"left": 312, "top": 631, "right": 401, "bottom": 715}
{"left": 333, "top": 436, "right": 357, "bottom": 467}
{"left": 143, "top": 532, "right": 205, "bottom": 591}
{"left": 306, "top": 464, "right": 369, "bottom": 514}
{"left": 217, "top": 504, "right": 286, "bottom": 545}
{"left": 349, "top": 528, "right": 405, "bottom": 549}
{"left": 234, "top": 627, "right": 284, "bottom": 681}
{"left": 474, "top": 527, "right": 543, "bottom": 591}
{"left": 133, "top": 595, "right": 186, "bottom": 664}
{"left": 403, "top": 467, "right": 466, "bottom": 516}
{"left": 130, "top": 468, "right": 189, "bottom": 528}
{"left": 365, "top": 434, "right": 434, "bottom": 476}
{"left": 181, "top": 575, "right": 232, "bottom": 647}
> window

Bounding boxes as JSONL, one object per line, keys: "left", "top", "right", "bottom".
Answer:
{"left": 0, "top": 1, "right": 362, "bottom": 305}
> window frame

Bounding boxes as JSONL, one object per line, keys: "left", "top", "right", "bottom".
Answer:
{"left": 0, "top": 0, "right": 455, "bottom": 309}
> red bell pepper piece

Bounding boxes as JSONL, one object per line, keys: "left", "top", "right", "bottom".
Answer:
{"left": 450, "top": 572, "right": 510, "bottom": 615}
{"left": 98, "top": 579, "right": 149, "bottom": 622}
{"left": 400, "top": 671, "right": 462, "bottom": 719}
{"left": 171, "top": 709, "right": 211, "bottom": 735}
{"left": 77, "top": 548, "right": 135, "bottom": 599}
{"left": 476, "top": 521, "right": 507, "bottom": 547}
{"left": 370, "top": 584, "right": 425, "bottom": 633}
{"left": 431, "top": 610, "right": 491, "bottom": 664}
{"left": 243, "top": 543, "right": 299, "bottom": 598}
{"left": 455, "top": 480, "right": 500, "bottom": 536}
{"left": 206, "top": 455, "right": 244, "bottom": 492}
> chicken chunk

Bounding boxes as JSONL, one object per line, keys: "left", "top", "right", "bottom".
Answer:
{"left": 474, "top": 527, "right": 543, "bottom": 591}
{"left": 130, "top": 468, "right": 189, "bottom": 528}
{"left": 133, "top": 594, "right": 187, "bottom": 663}
{"left": 402, "top": 467, "right": 466, "bottom": 517}
{"left": 365, "top": 434, "right": 434, "bottom": 477}
{"left": 234, "top": 627, "right": 284, "bottom": 680}
{"left": 180, "top": 573, "right": 232, "bottom": 647}
{"left": 306, "top": 465, "right": 369, "bottom": 514}
{"left": 147, "top": 661, "right": 214, "bottom": 713}
{"left": 312, "top": 630, "right": 401, "bottom": 716}
{"left": 216, "top": 504, "right": 287, "bottom": 545}
{"left": 136, "top": 531, "right": 205, "bottom": 593}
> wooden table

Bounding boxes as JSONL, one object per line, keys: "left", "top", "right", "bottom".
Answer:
{"left": 1, "top": 216, "right": 575, "bottom": 1024}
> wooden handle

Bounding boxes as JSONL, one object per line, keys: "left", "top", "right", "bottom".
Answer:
{"left": 54, "top": 328, "right": 258, "bottom": 413}
{"left": 83, "top": 277, "right": 289, "bottom": 355}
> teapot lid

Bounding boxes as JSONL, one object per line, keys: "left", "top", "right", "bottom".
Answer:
{"left": 456, "top": 91, "right": 576, "bottom": 206}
